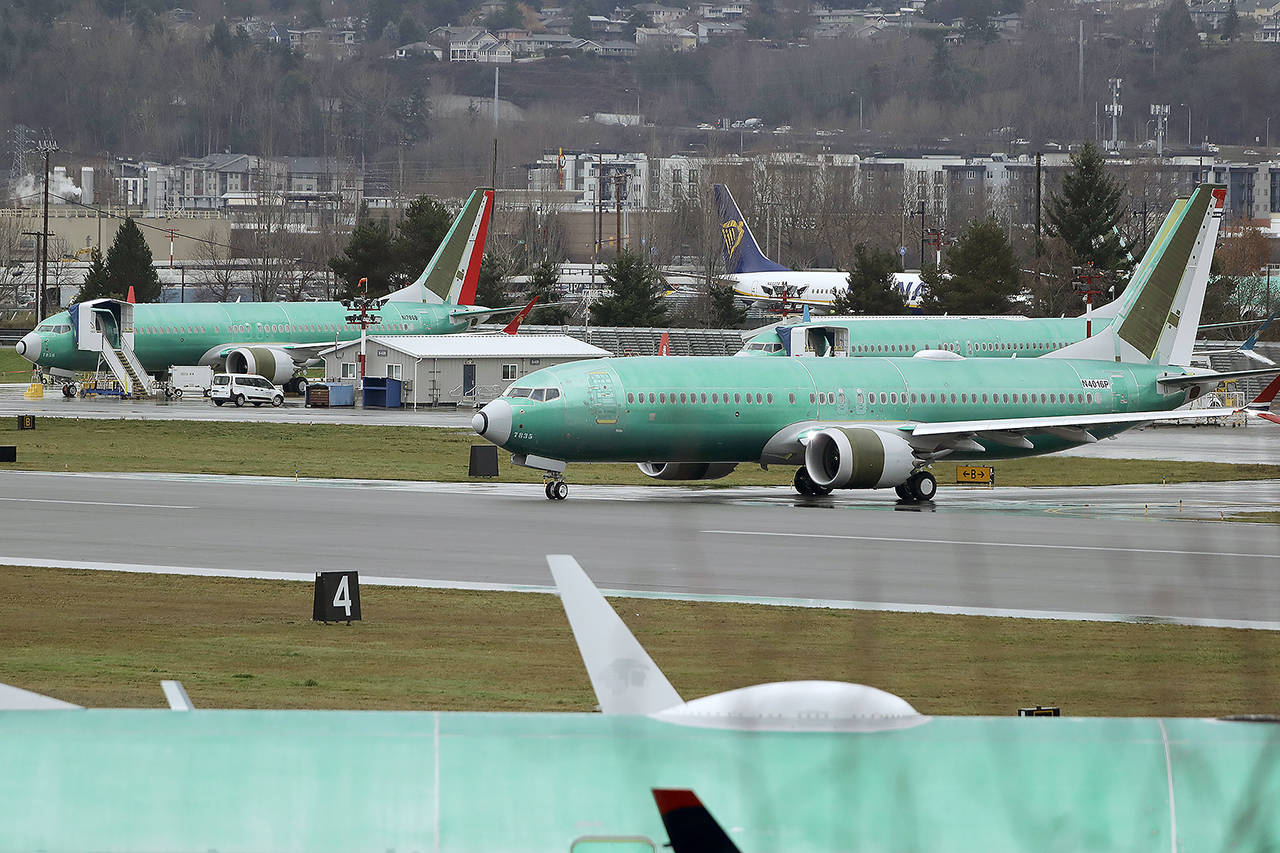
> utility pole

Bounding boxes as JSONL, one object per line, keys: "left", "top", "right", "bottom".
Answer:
{"left": 917, "top": 199, "right": 927, "bottom": 270}
{"left": 344, "top": 277, "right": 381, "bottom": 397}
{"left": 36, "top": 137, "right": 58, "bottom": 321}
{"left": 613, "top": 173, "right": 625, "bottom": 256}
{"left": 1150, "top": 104, "right": 1169, "bottom": 157}
{"left": 1105, "top": 78, "right": 1123, "bottom": 152}
{"left": 1035, "top": 151, "right": 1042, "bottom": 257}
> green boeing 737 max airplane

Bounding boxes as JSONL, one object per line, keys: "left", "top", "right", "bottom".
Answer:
{"left": 474, "top": 185, "right": 1280, "bottom": 501}
{"left": 2, "top": 554, "right": 1278, "bottom": 852}
{"left": 15, "top": 188, "right": 522, "bottom": 393}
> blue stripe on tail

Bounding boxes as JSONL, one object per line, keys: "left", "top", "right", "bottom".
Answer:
{"left": 714, "top": 184, "right": 790, "bottom": 275}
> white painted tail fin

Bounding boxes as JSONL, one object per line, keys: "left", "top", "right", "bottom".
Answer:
{"left": 1087, "top": 198, "right": 1189, "bottom": 321}
{"left": 0, "top": 682, "right": 81, "bottom": 710}
{"left": 1048, "top": 185, "right": 1225, "bottom": 366}
{"left": 547, "top": 555, "right": 683, "bottom": 715}
{"left": 383, "top": 188, "right": 494, "bottom": 305}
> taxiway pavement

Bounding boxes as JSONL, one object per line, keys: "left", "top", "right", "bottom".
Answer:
{"left": 3, "top": 470, "right": 1278, "bottom": 628}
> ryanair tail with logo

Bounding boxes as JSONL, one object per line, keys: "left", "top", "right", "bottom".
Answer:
{"left": 713, "top": 183, "right": 788, "bottom": 275}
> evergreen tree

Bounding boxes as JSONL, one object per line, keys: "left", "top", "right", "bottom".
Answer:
{"left": 329, "top": 218, "right": 396, "bottom": 299}
{"left": 75, "top": 247, "right": 110, "bottom": 303}
{"left": 1045, "top": 142, "right": 1129, "bottom": 273}
{"left": 708, "top": 282, "right": 747, "bottom": 328}
{"left": 393, "top": 194, "right": 453, "bottom": 282}
{"left": 833, "top": 244, "right": 907, "bottom": 315}
{"left": 570, "top": 3, "right": 593, "bottom": 38}
{"left": 475, "top": 252, "right": 510, "bottom": 309}
{"left": 924, "top": 217, "right": 1021, "bottom": 314}
{"left": 590, "top": 251, "right": 667, "bottom": 327}
{"left": 1221, "top": 0, "right": 1239, "bottom": 40}
{"left": 526, "top": 256, "right": 571, "bottom": 324}
{"left": 88, "top": 218, "right": 161, "bottom": 303}
{"left": 1156, "top": 0, "right": 1199, "bottom": 56}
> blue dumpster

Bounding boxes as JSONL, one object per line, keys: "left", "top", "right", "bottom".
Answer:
{"left": 362, "top": 376, "right": 402, "bottom": 408}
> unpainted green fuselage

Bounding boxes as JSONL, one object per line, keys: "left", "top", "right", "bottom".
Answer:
{"left": 741, "top": 314, "right": 1116, "bottom": 358}
{"left": 0, "top": 709, "right": 1276, "bottom": 852}
{"left": 497, "top": 355, "right": 1192, "bottom": 463}
{"left": 26, "top": 301, "right": 470, "bottom": 373}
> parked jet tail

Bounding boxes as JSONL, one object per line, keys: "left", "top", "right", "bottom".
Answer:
{"left": 1049, "top": 185, "right": 1224, "bottom": 367}
{"left": 652, "top": 789, "right": 743, "bottom": 853}
{"left": 384, "top": 187, "right": 494, "bottom": 306}
{"left": 713, "top": 184, "right": 788, "bottom": 275}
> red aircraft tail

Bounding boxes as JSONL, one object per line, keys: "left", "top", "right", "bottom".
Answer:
{"left": 652, "top": 789, "right": 742, "bottom": 853}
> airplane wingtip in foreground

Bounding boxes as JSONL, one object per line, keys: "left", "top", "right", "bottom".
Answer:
{"left": 548, "top": 555, "right": 928, "bottom": 732}
{"left": 477, "top": 184, "right": 1280, "bottom": 501}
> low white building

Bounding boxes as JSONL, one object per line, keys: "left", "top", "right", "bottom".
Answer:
{"left": 321, "top": 334, "right": 611, "bottom": 407}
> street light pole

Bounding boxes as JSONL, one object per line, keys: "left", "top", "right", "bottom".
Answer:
{"left": 1180, "top": 103, "right": 1191, "bottom": 146}
{"left": 36, "top": 137, "right": 58, "bottom": 321}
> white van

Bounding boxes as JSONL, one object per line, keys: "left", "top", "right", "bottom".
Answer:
{"left": 167, "top": 365, "right": 215, "bottom": 399}
{"left": 210, "top": 373, "right": 285, "bottom": 408}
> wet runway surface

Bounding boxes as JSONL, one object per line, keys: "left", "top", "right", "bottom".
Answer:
{"left": 3, "top": 470, "right": 1278, "bottom": 628}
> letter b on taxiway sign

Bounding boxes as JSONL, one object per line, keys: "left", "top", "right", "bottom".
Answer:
{"left": 313, "top": 571, "right": 362, "bottom": 623}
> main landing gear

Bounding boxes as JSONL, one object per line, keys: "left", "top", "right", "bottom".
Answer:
{"left": 543, "top": 477, "right": 569, "bottom": 501}
{"left": 793, "top": 467, "right": 833, "bottom": 496}
{"left": 895, "top": 470, "right": 937, "bottom": 503}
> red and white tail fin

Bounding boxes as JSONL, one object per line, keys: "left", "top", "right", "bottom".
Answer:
{"left": 502, "top": 297, "right": 539, "bottom": 335}
{"left": 652, "top": 789, "right": 742, "bottom": 853}
{"left": 1245, "top": 373, "right": 1280, "bottom": 424}
{"left": 383, "top": 188, "right": 494, "bottom": 306}
{"left": 658, "top": 332, "right": 670, "bottom": 356}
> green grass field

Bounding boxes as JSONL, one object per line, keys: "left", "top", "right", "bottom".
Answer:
{"left": 0, "top": 345, "right": 32, "bottom": 380}
{"left": 6, "top": 418, "right": 1280, "bottom": 488}
{"left": 3, "top": 566, "right": 1277, "bottom": 716}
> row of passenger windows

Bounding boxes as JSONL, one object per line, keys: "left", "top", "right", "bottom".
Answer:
{"left": 625, "top": 390, "right": 1097, "bottom": 407}
{"left": 136, "top": 321, "right": 416, "bottom": 336}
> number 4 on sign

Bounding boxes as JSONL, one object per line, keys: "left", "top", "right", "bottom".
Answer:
{"left": 312, "top": 571, "right": 362, "bottom": 624}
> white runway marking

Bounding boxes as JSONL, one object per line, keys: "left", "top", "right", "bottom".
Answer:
{"left": 701, "top": 529, "right": 1280, "bottom": 561}
{"left": 0, "top": 497, "right": 195, "bottom": 509}
{"left": 3, "top": 556, "right": 1279, "bottom": 631}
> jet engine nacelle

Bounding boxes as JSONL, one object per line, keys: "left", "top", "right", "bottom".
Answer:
{"left": 804, "top": 427, "right": 915, "bottom": 490}
{"left": 224, "top": 347, "right": 297, "bottom": 385}
{"left": 637, "top": 462, "right": 739, "bottom": 481}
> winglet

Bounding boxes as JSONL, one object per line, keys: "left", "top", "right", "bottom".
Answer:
{"left": 501, "top": 296, "right": 539, "bottom": 335}
{"left": 126, "top": 285, "right": 135, "bottom": 304}
{"left": 161, "top": 680, "right": 194, "bottom": 711}
{"left": 547, "top": 555, "right": 683, "bottom": 715}
{"left": 658, "top": 331, "right": 670, "bottom": 355}
{"left": 652, "top": 789, "right": 743, "bottom": 853}
{"left": 1239, "top": 311, "right": 1277, "bottom": 365}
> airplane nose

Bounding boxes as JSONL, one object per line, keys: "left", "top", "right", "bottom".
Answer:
{"left": 15, "top": 331, "right": 40, "bottom": 363}
{"left": 473, "top": 399, "right": 512, "bottom": 446}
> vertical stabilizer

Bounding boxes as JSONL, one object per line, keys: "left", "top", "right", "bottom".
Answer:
{"left": 383, "top": 188, "right": 494, "bottom": 305}
{"left": 547, "top": 555, "right": 683, "bottom": 715}
{"left": 1048, "top": 185, "right": 1224, "bottom": 366}
{"left": 652, "top": 789, "right": 743, "bottom": 853}
{"left": 713, "top": 184, "right": 789, "bottom": 275}
{"left": 0, "top": 682, "right": 81, "bottom": 710}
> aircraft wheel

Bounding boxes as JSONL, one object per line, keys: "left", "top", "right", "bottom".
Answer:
{"left": 909, "top": 471, "right": 937, "bottom": 502}
{"left": 233, "top": 394, "right": 246, "bottom": 407}
{"left": 793, "top": 467, "right": 815, "bottom": 495}
{"left": 553, "top": 480, "right": 569, "bottom": 500}
{"left": 895, "top": 483, "right": 913, "bottom": 501}
{"left": 295, "top": 378, "right": 309, "bottom": 397}
{"left": 544, "top": 481, "right": 555, "bottom": 500}
{"left": 213, "top": 400, "right": 225, "bottom": 406}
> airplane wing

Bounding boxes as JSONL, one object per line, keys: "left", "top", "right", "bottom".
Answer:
{"left": 0, "top": 682, "right": 81, "bottom": 710}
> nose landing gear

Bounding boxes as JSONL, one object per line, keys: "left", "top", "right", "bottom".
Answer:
{"left": 793, "top": 467, "right": 833, "bottom": 496}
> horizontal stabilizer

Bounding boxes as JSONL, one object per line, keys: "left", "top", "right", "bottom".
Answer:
{"left": 0, "top": 682, "right": 81, "bottom": 710}
{"left": 1156, "top": 366, "right": 1280, "bottom": 389}
{"left": 547, "top": 555, "right": 682, "bottom": 715}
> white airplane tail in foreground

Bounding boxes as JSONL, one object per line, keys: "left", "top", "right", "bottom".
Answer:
{"left": 548, "top": 555, "right": 926, "bottom": 732}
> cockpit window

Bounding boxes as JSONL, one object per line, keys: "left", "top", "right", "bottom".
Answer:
{"left": 530, "top": 388, "right": 546, "bottom": 401}
{"left": 544, "top": 388, "right": 560, "bottom": 401}
{"left": 507, "top": 387, "right": 533, "bottom": 398}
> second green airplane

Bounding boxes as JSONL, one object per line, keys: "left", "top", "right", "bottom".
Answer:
{"left": 475, "top": 185, "right": 1279, "bottom": 501}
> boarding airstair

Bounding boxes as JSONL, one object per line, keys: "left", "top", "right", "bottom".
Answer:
{"left": 69, "top": 299, "right": 154, "bottom": 397}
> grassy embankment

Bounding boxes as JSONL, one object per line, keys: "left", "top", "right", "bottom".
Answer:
{"left": 2, "top": 566, "right": 1277, "bottom": 716}
{"left": 5, "top": 418, "right": 1280, "bottom": 487}
{"left": 0, "top": 346, "right": 32, "bottom": 380}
